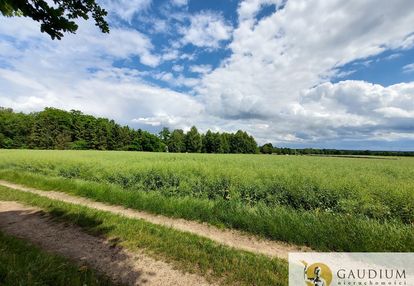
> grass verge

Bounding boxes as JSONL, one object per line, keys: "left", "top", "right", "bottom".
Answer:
{"left": 0, "top": 230, "right": 113, "bottom": 286}
{"left": 0, "top": 185, "right": 288, "bottom": 286}
{"left": 0, "top": 170, "right": 413, "bottom": 252}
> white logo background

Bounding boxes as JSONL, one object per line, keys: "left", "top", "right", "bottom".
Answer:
{"left": 289, "top": 253, "right": 414, "bottom": 286}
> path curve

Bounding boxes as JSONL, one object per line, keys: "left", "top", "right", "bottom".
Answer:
{"left": 0, "top": 201, "right": 213, "bottom": 286}
{"left": 0, "top": 180, "right": 309, "bottom": 259}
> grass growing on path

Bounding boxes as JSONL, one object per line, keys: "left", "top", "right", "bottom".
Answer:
{"left": 0, "top": 170, "right": 413, "bottom": 252}
{"left": 0, "top": 185, "right": 289, "bottom": 286}
{"left": 0, "top": 230, "right": 113, "bottom": 286}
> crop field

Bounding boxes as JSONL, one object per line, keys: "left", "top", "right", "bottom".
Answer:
{"left": 0, "top": 149, "right": 413, "bottom": 254}
{"left": 0, "top": 149, "right": 413, "bottom": 285}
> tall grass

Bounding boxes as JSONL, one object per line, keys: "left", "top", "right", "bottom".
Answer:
{"left": 1, "top": 150, "right": 413, "bottom": 223}
{"left": 0, "top": 150, "right": 412, "bottom": 251}
{"left": 0, "top": 169, "right": 412, "bottom": 252}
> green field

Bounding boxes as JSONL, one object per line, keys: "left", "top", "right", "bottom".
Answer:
{"left": 0, "top": 149, "right": 413, "bottom": 252}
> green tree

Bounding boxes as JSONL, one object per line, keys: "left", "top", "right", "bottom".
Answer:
{"left": 70, "top": 139, "right": 88, "bottom": 150}
{"left": 118, "top": 126, "right": 133, "bottom": 150}
{"left": 203, "top": 130, "right": 222, "bottom": 153}
{"left": 92, "top": 118, "right": 109, "bottom": 150}
{"left": 220, "top": 133, "right": 231, "bottom": 153}
{"left": 230, "top": 130, "right": 257, "bottom": 154}
{"left": 168, "top": 129, "right": 186, "bottom": 153}
{"left": 138, "top": 130, "right": 164, "bottom": 152}
{"left": 211, "top": 132, "right": 222, "bottom": 153}
{"left": 29, "top": 108, "right": 73, "bottom": 149}
{"left": 158, "top": 127, "right": 171, "bottom": 143}
{"left": 260, "top": 143, "right": 273, "bottom": 154}
{"left": 185, "top": 126, "right": 202, "bottom": 153}
{"left": 0, "top": 107, "right": 32, "bottom": 148}
{"left": 0, "top": 0, "right": 109, "bottom": 40}
{"left": 202, "top": 130, "right": 213, "bottom": 153}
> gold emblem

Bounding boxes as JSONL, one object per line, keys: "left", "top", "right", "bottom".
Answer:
{"left": 301, "top": 260, "right": 333, "bottom": 286}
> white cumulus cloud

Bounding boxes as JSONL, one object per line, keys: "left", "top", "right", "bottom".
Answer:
{"left": 1, "top": 0, "right": 414, "bottom": 149}
{"left": 100, "top": 0, "right": 152, "bottom": 22}
{"left": 194, "top": 0, "right": 414, "bottom": 144}
{"left": 179, "top": 11, "right": 233, "bottom": 48}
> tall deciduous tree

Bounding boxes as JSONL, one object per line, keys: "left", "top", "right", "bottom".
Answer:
{"left": 168, "top": 129, "right": 186, "bottom": 153}
{"left": 0, "top": 0, "right": 109, "bottom": 39}
{"left": 203, "top": 130, "right": 222, "bottom": 153}
{"left": 260, "top": 143, "right": 273, "bottom": 154}
{"left": 185, "top": 126, "right": 202, "bottom": 153}
{"left": 230, "top": 130, "right": 257, "bottom": 154}
{"left": 159, "top": 127, "right": 171, "bottom": 143}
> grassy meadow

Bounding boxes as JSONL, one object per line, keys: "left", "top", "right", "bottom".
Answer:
{"left": 0, "top": 149, "right": 413, "bottom": 252}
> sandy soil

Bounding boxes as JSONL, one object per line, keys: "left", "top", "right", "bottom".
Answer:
{"left": 0, "top": 201, "right": 213, "bottom": 286}
{"left": 0, "top": 180, "right": 309, "bottom": 259}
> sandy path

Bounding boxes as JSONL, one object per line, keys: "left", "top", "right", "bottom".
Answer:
{"left": 0, "top": 180, "right": 308, "bottom": 259}
{"left": 0, "top": 201, "right": 213, "bottom": 286}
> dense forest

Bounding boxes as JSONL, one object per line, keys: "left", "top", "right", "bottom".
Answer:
{"left": 1, "top": 107, "right": 412, "bottom": 155}
{"left": 0, "top": 107, "right": 257, "bottom": 153}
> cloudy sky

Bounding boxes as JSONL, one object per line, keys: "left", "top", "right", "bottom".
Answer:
{"left": 1, "top": 0, "right": 414, "bottom": 150}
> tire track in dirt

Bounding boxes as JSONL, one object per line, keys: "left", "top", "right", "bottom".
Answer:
{"left": 0, "top": 201, "right": 214, "bottom": 286}
{"left": 0, "top": 180, "right": 309, "bottom": 259}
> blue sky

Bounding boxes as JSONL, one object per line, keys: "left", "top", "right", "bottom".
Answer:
{"left": 0, "top": 0, "right": 414, "bottom": 150}
{"left": 334, "top": 49, "right": 414, "bottom": 86}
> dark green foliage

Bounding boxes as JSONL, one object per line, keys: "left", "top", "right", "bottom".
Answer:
{"left": 185, "top": 126, "right": 202, "bottom": 153}
{"left": 266, "top": 145, "right": 414, "bottom": 156}
{"left": 138, "top": 129, "right": 165, "bottom": 152}
{"left": 29, "top": 108, "right": 73, "bottom": 149}
{"left": 260, "top": 143, "right": 273, "bottom": 154}
{"left": 0, "top": 0, "right": 109, "bottom": 40}
{"left": 0, "top": 107, "right": 164, "bottom": 152}
{"left": 0, "top": 231, "right": 112, "bottom": 286}
{"left": 201, "top": 130, "right": 257, "bottom": 154}
{"left": 220, "top": 133, "right": 231, "bottom": 153}
{"left": 158, "top": 127, "right": 171, "bottom": 143}
{"left": 167, "top": 129, "right": 186, "bottom": 152}
{"left": 230, "top": 130, "right": 258, "bottom": 154}
{"left": 0, "top": 107, "right": 259, "bottom": 153}
{"left": 0, "top": 108, "right": 32, "bottom": 148}
{"left": 203, "top": 130, "right": 222, "bottom": 153}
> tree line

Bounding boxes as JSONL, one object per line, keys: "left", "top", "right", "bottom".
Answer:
{"left": 259, "top": 143, "right": 414, "bottom": 157}
{"left": 0, "top": 107, "right": 257, "bottom": 153}
{"left": 1, "top": 107, "right": 412, "bottom": 156}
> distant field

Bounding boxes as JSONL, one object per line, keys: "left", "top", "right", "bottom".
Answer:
{"left": 0, "top": 149, "right": 413, "bottom": 251}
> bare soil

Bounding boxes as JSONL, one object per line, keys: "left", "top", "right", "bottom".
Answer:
{"left": 0, "top": 180, "right": 309, "bottom": 259}
{"left": 0, "top": 201, "right": 213, "bottom": 286}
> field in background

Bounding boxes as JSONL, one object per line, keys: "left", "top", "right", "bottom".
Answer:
{"left": 0, "top": 149, "right": 413, "bottom": 251}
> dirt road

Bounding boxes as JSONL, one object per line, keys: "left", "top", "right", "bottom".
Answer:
{"left": 0, "top": 180, "right": 308, "bottom": 259}
{"left": 0, "top": 201, "right": 214, "bottom": 286}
